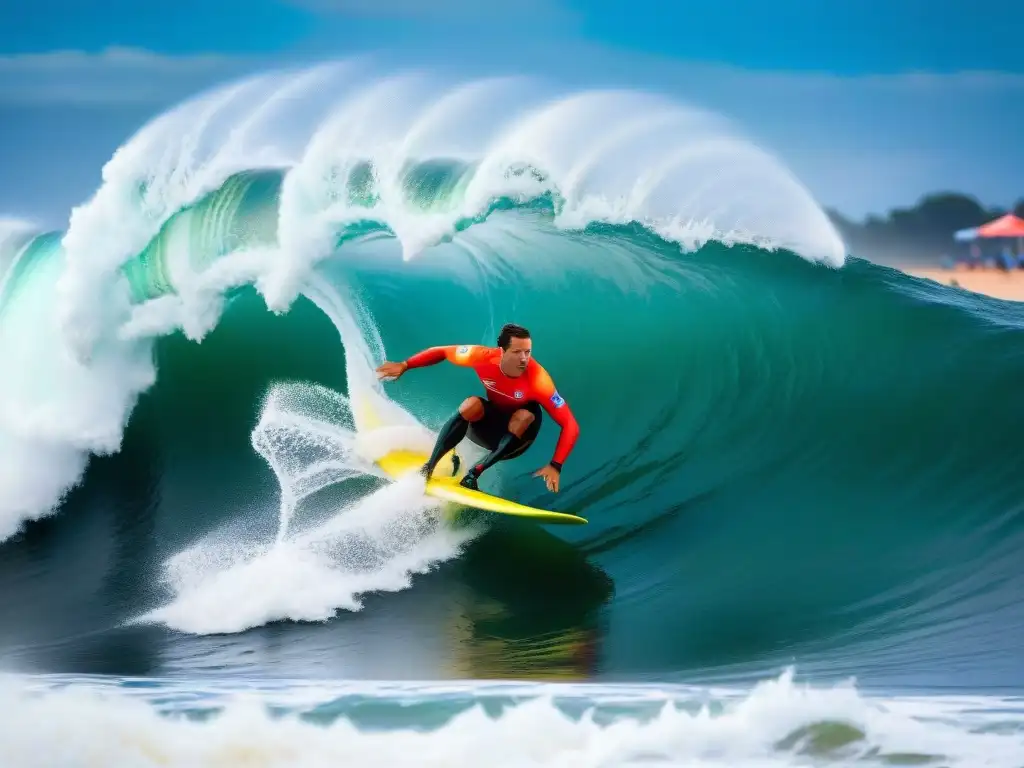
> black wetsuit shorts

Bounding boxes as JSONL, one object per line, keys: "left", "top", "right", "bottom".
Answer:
{"left": 466, "top": 398, "right": 543, "bottom": 459}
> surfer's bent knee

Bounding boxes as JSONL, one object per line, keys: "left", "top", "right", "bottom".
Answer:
{"left": 459, "top": 397, "right": 485, "bottom": 421}
{"left": 508, "top": 408, "right": 535, "bottom": 437}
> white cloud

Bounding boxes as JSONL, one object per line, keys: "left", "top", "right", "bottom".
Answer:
{"left": 0, "top": 47, "right": 256, "bottom": 105}
{"left": 0, "top": 48, "right": 229, "bottom": 74}
{"left": 288, "top": 0, "right": 572, "bottom": 21}
{"left": 669, "top": 62, "right": 1024, "bottom": 94}
{"left": 526, "top": 40, "right": 1024, "bottom": 95}
{"left": 4, "top": 42, "right": 1020, "bottom": 108}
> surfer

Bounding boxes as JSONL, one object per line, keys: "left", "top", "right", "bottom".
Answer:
{"left": 375, "top": 323, "right": 579, "bottom": 493}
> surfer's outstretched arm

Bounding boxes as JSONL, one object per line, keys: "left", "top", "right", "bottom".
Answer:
{"left": 405, "top": 345, "right": 487, "bottom": 368}
{"left": 375, "top": 345, "right": 484, "bottom": 380}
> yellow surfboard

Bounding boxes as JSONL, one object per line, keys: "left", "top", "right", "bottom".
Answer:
{"left": 354, "top": 393, "right": 587, "bottom": 525}
{"left": 374, "top": 446, "right": 588, "bottom": 525}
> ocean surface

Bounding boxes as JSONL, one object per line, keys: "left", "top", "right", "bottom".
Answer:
{"left": 2, "top": 61, "right": 1024, "bottom": 766}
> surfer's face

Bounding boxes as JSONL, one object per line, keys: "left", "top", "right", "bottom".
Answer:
{"left": 502, "top": 337, "right": 532, "bottom": 375}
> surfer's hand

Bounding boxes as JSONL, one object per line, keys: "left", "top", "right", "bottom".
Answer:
{"left": 534, "top": 464, "right": 560, "bottom": 493}
{"left": 376, "top": 361, "right": 408, "bottom": 381}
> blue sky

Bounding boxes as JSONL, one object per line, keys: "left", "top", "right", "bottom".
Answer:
{"left": 1, "top": 0, "right": 1021, "bottom": 224}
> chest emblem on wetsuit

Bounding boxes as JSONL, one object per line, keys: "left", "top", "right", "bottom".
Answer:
{"left": 514, "top": 390, "right": 524, "bottom": 399}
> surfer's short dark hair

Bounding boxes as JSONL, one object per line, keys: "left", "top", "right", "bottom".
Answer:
{"left": 498, "top": 323, "right": 531, "bottom": 349}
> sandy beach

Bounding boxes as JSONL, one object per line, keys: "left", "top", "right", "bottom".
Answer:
{"left": 905, "top": 267, "right": 1024, "bottom": 302}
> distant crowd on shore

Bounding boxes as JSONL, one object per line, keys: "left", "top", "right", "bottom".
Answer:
{"left": 940, "top": 244, "right": 1024, "bottom": 271}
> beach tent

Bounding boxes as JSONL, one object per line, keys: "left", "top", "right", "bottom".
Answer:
{"left": 976, "top": 213, "right": 1024, "bottom": 239}
{"left": 954, "top": 213, "right": 1024, "bottom": 241}
{"left": 951, "top": 213, "right": 1024, "bottom": 266}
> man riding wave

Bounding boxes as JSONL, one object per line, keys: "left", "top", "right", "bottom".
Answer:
{"left": 375, "top": 323, "right": 579, "bottom": 493}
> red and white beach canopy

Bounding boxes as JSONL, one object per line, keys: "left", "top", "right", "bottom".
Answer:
{"left": 976, "top": 213, "right": 1024, "bottom": 238}
{"left": 954, "top": 213, "right": 1024, "bottom": 242}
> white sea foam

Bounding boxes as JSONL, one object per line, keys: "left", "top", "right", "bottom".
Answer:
{"left": 140, "top": 342, "right": 479, "bottom": 635}
{"left": 0, "top": 669, "right": 1020, "bottom": 767}
{"left": 139, "top": 474, "right": 477, "bottom": 635}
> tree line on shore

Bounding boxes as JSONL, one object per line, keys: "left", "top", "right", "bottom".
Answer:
{"left": 825, "top": 193, "right": 1024, "bottom": 264}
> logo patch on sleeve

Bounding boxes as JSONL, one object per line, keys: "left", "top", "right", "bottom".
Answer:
{"left": 457, "top": 345, "right": 469, "bottom": 354}
{"left": 550, "top": 391, "right": 565, "bottom": 407}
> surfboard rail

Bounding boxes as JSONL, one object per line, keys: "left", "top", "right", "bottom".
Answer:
{"left": 382, "top": 448, "right": 587, "bottom": 525}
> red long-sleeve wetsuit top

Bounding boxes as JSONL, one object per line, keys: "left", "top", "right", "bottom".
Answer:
{"left": 404, "top": 344, "right": 580, "bottom": 467}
